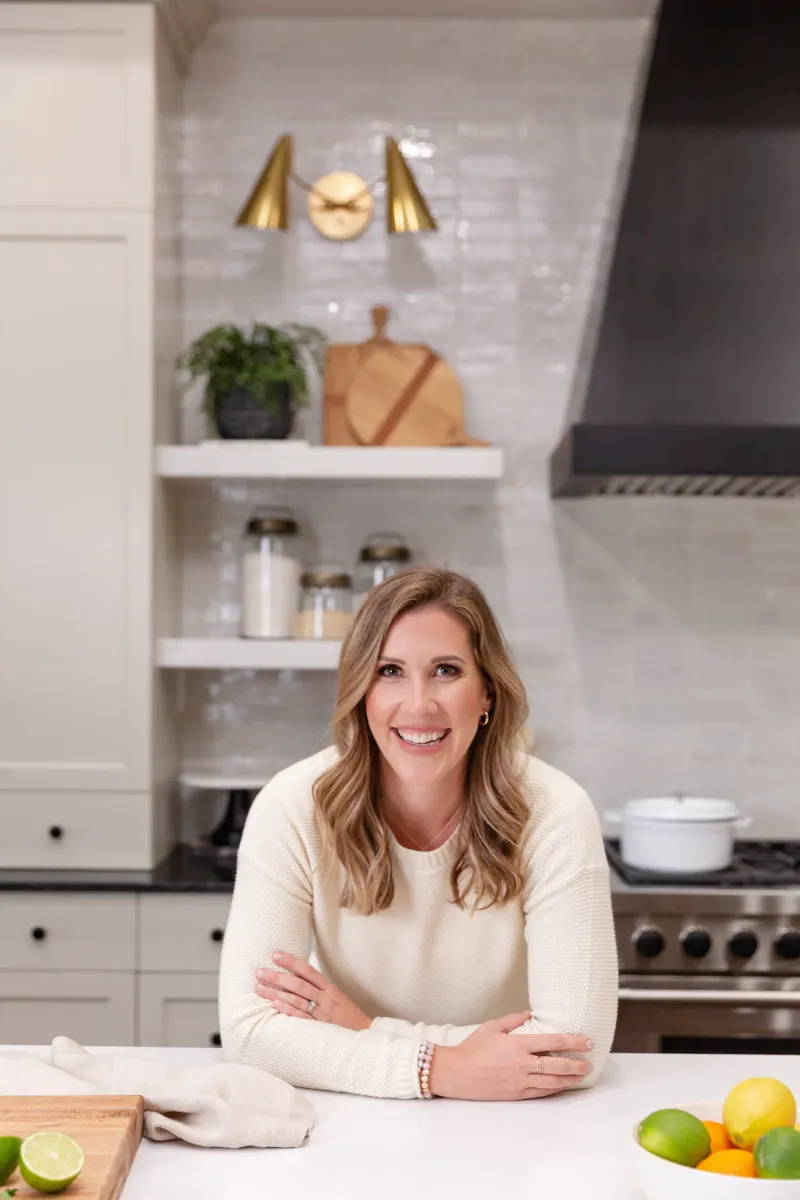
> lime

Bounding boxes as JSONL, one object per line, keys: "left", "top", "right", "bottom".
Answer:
{"left": 0, "top": 1136, "right": 22, "bottom": 1186}
{"left": 638, "top": 1108, "right": 711, "bottom": 1167}
{"left": 723, "top": 1078, "right": 797, "bottom": 1150}
{"left": 754, "top": 1126, "right": 800, "bottom": 1180}
{"left": 18, "top": 1131, "right": 84, "bottom": 1194}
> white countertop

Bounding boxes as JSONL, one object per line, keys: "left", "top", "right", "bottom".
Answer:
{"left": 5, "top": 1048, "right": 800, "bottom": 1199}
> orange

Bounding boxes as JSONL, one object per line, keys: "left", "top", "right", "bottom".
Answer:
{"left": 697, "top": 1149, "right": 756, "bottom": 1177}
{"left": 702, "top": 1121, "right": 734, "bottom": 1154}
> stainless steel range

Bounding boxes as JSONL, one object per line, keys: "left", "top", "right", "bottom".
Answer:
{"left": 608, "top": 840, "right": 800, "bottom": 1054}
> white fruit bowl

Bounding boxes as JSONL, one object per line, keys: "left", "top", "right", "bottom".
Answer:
{"left": 633, "top": 1104, "right": 800, "bottom": 1200}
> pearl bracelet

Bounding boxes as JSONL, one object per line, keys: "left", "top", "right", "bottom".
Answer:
{"left": 417, "top": 1039, "right": 435, "bottom": 1099}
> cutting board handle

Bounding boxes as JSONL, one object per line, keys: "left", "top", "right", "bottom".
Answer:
{"left": 369, "top": 305, "right": 391, "bottom": 343}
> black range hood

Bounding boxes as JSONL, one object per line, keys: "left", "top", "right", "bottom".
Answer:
{"left": 551, "top": 0, "right": 800, "bottom": 497}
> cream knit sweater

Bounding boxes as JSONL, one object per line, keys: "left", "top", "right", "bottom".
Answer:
{"left": 218, "top": 746, "right": 619, "bottom": 1099}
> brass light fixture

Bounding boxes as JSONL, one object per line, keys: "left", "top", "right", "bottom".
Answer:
{"left": 235, "top": 133, "right": 437, "bottom": 241}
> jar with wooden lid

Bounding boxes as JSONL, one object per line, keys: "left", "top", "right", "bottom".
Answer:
{"left": 240, "top": 506, "right": 300, "bottom": 639}
{"left": 295, "top": 567, "right": 353, "bottom": 640}
{"left": 354, "top": 533, "right": 411, "bottom": 607}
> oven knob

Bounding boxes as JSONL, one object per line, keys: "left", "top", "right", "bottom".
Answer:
{"left": 681, "top": 927, "right": 712, "bottom": 958}
{"left": 775, "top": 930, "right": 800, "bottom": 961}
{"left": 728, "top": 929, "right": 759, "bottom": 959}
{"left": 633, "top": 926, "right": 665, "bottom": 959}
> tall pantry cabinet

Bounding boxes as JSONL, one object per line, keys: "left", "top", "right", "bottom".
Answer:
{"left": 0, "top": 2, "right": 205, "bottom": 869}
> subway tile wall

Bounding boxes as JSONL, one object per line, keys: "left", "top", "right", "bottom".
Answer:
{"left": 175, "top": 18, "right": 800, "bottom": 836}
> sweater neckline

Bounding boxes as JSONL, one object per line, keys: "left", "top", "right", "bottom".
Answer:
{"left": 388, "top": 823, "right": 461, "bottom": 872}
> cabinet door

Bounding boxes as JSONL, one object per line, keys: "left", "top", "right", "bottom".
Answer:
{"left": 0, "top": 4, "right": 153, "bottom": 210}
{"left": 0, "top": 210, "right": 152, "bottom": 793}
{"left": 0, "top": 971, "right": 135, "bottom": 1046}
{"left": 138, "top": 974, "right": 221, "bottom": 1049}
{"left": 139, "top": 895, "right": 231, "bottom": 973}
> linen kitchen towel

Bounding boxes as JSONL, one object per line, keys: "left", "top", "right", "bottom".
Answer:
{"left": 0, "top": 1037, "right": 314, "bottom": 1148}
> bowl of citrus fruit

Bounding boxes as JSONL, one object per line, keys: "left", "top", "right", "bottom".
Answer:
{"left": 634, "top": 1078, "right": 800, "bottom": 1199}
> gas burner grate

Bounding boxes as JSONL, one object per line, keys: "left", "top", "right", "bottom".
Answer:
{"left": 605, "top": 839, "right": 800, "bottom": 888}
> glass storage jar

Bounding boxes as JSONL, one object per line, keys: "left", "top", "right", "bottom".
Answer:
{"left": 240, "top": 506, "right": 300, "bottom": 639}
{"left": 354, "top": 533, "right": 411, "bottom": 607}
{"left": 295, "top": 567, "right": 354, "bottom": 640}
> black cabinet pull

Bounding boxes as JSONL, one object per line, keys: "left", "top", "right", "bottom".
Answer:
{"left": 48, "top": 825, "right": 64, "bottom": 840}
{"left": 210, "top": 1032, "right": 221, "bottom": 1047}
{"left": 31, "top": 927, "right": 47, "bottom": 941}
{"left": 210, "top": 928, "right": 224, "bottom": 943}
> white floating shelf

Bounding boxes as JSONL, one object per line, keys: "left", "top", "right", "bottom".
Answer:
{"left": 157, "top": 637, "right": 341, "bottom": 671}
{"left": 156, "top": 442, "right": 503, "bottom": 481}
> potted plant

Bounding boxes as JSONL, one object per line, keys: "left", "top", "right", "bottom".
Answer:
{"left": 178, "top": 321, "right": 328, "bottom": 440}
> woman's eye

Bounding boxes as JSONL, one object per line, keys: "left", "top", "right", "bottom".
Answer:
{"left": 377, "top": 664, "right": 401, "bottom": 678}
{"left": 435, "top": 663, "right": 460, "bottom": 677}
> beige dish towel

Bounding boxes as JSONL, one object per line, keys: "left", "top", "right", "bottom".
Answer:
{"left": 0, "top": 1037, "right": 314, "bottom": 1149}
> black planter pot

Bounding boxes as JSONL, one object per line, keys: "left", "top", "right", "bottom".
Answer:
{"left": 212, "top": 383, "right": 294, "bottom": 440}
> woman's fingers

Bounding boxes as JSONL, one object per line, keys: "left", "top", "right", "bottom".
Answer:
{"left": 522, "top": 1086, "right": 565, "bottom": 1099}
{"left": 257, "top": 982, "right": 311, "bottom": 1015}
{"left": 257, "top": 967, "right": 317, "bottom": 1003}
{"left": 272, "top": 951, "right": 327, "bottom": 988}
{"left": 530, "top": 1055, "right": 592, "bottom": 1078}
{"left": 518, "top": 1032, "right": 593, "bottom": 1055}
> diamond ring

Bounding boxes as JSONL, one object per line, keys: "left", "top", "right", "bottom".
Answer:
{"left": 307, "top": 998, "right": 317, "bottom": 1016}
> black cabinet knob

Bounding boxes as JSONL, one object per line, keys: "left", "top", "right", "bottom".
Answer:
{"left": 633, "top": 927, "right": 666, "bottom": 959}
{"left": 30, "top": 926, "right": 47, "bottom": 941}
{"left": 48, "top": 825, "right": 64, "bottom": 840}
{"left": 681, "top": 927, "right": 712, "bottom": 958}
{"left": 729, "top": 929, "right": 759, "bottom": 959}
{"left": 775, "top": 930, "right": 800, "bottom": 961}
{"left": 210, "top": 928, "right": 224, "bottom": 943}
{"left": 210, "top": 1033, "right": 221, "bottom": 1047}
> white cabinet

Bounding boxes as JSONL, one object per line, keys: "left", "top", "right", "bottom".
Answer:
{"left": 0, "top": 894, "right": 135, "bottom": 971}
{"left": 0, "top": 4, "right": 154, "bottom": 211}
{"left": 139, "top": 895, "right": 230, "bottom": 973}
{"left": 0, "top": 795, "right": 158, "bottom": 872}
{"left": 0, "top": 971, "right": 135, "bottom": 1046}
{"left": 138, "top": 973, "right": 221, "bottom": 1049}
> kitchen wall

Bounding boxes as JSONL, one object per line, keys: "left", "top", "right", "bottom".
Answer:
{"left": 174, "top": 17, "right": 800, "bottom": 835}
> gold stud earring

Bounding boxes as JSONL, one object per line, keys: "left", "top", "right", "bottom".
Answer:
{"left": 479, "top": 711, "right": 490, "bottom": 727}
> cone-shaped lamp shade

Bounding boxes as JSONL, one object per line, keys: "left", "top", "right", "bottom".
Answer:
{"left": 385, "top": 137, "right": 437, "bottom": 234}
{"left": 235, "top": 135, "right": 293, "bottom": 230}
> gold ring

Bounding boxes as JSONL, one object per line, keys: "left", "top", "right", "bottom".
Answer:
{"left": 536, "top": 1055, "right": 544, "bottom": 1074}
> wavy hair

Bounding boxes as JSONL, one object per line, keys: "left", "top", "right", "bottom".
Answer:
{"left": 312, "top": 567, "right": 531, "bottom": 915}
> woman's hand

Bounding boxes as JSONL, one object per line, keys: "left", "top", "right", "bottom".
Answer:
{"left": 428, "top": 1011, "right": 594, "bottom": 1101}
{"left": 255, "top": 951, "right": 372, "bottom": 1032}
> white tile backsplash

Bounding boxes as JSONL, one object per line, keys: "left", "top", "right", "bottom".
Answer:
{"left": 175, "top": 17, "right": 800, "bottom": 836}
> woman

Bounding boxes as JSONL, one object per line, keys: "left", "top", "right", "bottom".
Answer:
{"left": 219, "top": 567, "right": 618, "bottom": 1101}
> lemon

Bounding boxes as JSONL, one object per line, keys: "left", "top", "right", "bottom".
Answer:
{"left": 723, "top": 1078, "right": 797, "bottom": 1150}
{"left": 754, "top": 1127, "right": 800, "bottom": 1180}
{"left": 0, "top": 1136, "right": 22, "bottom": 1186}
{"left": 638, "top": 1108, "right": 711, "bottom": 1166}
{"left": 18, "top": 1131, "right": 84, "bottom": 1194}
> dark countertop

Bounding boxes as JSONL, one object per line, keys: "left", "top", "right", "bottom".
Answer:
{"left": 0, "top": 844, "right": 235, "bottom": 893}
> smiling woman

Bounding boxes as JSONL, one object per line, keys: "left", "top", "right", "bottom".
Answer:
{"left": 218, "top": 567, "right": 619, "bottom": 1101}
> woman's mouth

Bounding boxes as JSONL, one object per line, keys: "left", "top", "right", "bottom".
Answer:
{"left": 393, "top": 728, "right": 450, "bottom": 750}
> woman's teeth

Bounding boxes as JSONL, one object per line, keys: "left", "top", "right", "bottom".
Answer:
{"left": 396, "top": 730, "right": 447, "bottom": 745}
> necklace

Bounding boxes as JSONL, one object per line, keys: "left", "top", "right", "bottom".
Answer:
{"left": 390, "top": 805, "right": 463, "bottom": 853}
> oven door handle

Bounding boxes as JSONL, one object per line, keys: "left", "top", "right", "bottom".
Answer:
{"left": 619, "top": 987, "right": 800, "bottom": 1005}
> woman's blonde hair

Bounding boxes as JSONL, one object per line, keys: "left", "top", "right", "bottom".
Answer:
{"left": 312, "top": 567, "right": 531, "bottom": 915}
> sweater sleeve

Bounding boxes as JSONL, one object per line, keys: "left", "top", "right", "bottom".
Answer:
{"left": 217, "top": 782, "right": 423, "bottom": 1099}
{"left": 371, "top": 773, "right": 619, "bottom": 1088}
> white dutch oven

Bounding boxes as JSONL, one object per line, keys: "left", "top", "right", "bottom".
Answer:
{"left": 605, "top": 795, "right": 752, "bottom": 874}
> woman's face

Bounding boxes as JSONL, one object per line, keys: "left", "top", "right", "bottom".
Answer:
{"left": 365, "top": 606, "right": 491, "bottom": 791}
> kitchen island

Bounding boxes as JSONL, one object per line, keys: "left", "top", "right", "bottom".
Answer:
{"left": 4, "top": 1047, "right": 800, "bottom": 1199}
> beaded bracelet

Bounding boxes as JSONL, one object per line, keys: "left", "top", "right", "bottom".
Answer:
{"left": 417, "top": 1039, "right": 435, "bottom": 1099}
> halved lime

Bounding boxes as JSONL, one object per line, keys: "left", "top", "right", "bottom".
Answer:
{"left": 19, "top": 1131, "right": 84, "bottom": 1194}
{"left": 0, "top": 1136, "right": 22, "bottom": 1185}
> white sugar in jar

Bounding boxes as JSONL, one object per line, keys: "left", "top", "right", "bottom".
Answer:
{"left": 240, "top": 507, "right": 300, "bottom": 639}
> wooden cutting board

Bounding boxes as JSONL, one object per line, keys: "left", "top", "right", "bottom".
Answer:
{"left": 0, "top": 1096, "right": 143, "bottom": 1200}
{"left": 323, "top": 306, "right": 489, "bottom": 448}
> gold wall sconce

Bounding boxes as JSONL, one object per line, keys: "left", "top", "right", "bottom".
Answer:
{"left": 235, "top": 134, "right": 437, "bottom": 242}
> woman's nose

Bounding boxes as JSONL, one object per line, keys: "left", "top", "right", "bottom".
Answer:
{"left": 406, "top": 678, "right": 437, "bottom": 714}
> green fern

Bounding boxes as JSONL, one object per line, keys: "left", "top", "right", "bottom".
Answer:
{"left": 177, "top": 322, "right": 328, "bottom": 421}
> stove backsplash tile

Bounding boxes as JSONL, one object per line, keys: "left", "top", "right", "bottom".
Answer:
{"left": 176, "top": 18, "right": 800, "bottom": 837}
